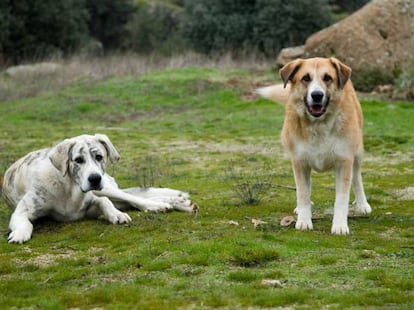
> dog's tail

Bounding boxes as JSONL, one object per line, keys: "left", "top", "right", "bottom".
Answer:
{"left": 256, "top": 84, "right": 290, "bottom": 105}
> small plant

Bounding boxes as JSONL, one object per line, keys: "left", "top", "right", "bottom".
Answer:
{"left": 224, "top": 157, "right": 274, "bottom": 206}
{"left": 133, "top": 155, "right": 175, "bottom": 188}
{"left": 230, "top": 244, "right": 280, "bottom": 268}
{"left": 352, "top": 67, "right": 395, "bottom": 92}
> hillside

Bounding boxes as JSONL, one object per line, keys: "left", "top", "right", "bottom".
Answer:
{"left": 0, "top": 65, "right": 413, "bottom": 308}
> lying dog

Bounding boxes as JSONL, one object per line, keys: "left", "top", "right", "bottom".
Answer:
{"left": 2, "top": 134, "right": 197, "bottom": 243}
{"left": 258, "top": 57, "right": 371, "bottom": 234}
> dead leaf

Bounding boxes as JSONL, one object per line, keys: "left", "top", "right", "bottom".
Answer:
{"left": 280, "top": 216, "right": 296, "bottom": 227}
{"left": 261, "top": 279, "right": 283, "bottom": 288}
{"left": 252, "top": 218, "right": 267, "bottom": 228}
{"left": 228, "top": 220, "right": 239, "bottom": 226}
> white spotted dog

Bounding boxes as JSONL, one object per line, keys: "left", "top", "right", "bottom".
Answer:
{"left": 2, "top": 134, "right": 198, "bottom": 244}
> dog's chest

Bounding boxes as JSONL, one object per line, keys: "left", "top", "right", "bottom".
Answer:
{"left": 49, "top": 189, "right": 92, "bottom": 222}
{"left": 295, "top": 129, "right": 349, "bottom": 172}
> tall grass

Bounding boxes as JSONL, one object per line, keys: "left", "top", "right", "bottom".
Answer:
{"left": 0, "top": 52, "right": 273, "bottom": 102}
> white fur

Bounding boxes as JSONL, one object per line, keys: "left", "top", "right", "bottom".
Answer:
{"left": 2, "top": 134, "right": 198, "bottom": 244}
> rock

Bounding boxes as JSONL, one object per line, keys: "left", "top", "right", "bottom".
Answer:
{"left": 5, "top": 62, "right": 62, "bottom": 78}
{"left": 261, "top": 279, "right": 283, "bottom": 288}
{"left": 280, "top": 216, "right": 296, "bottom": 227}
{"left": 303, "top": 0, "right": 414, "bottom": 72}
{"left": 276, "top": 45, "right": 305, "bottom": 67}
{"left": 373, "top": 84, "right": 394, "bottom": 94}
{"left": 80, "top": 40, "right": 104, "bottom": 58}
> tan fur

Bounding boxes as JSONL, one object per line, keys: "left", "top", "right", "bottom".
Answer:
{"left": 258, "top": 57, "right": 371, "bottom": 234}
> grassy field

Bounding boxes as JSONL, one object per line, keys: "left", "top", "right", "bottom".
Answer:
{"left": 0, "top": 60, "right": 413, "bottom": 309}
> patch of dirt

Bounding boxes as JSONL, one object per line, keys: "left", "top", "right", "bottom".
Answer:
{"left": 390, "top": 187, "right": 414, "bottom": 200}
{"left": 159, "top": 139, "right": 284, "bottom": 155}
{"left": 13, "top": 250, "right": 75, "bottom": 268}
{"left": 225, "top": 77, "right": 273, "bottom": 102}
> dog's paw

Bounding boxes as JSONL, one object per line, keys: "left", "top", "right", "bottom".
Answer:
{"left": 106, "top": 210, "right": 132, "bottom": 224}
{"left": 170, "top": 197, "right": 199, "bottom": 213}
{"left": 355, "top": 201, "right": 372, "bottom": 215}
{"left": 331, "top": 223, "right": 349, "bottom": 235}
{"left": 144, "top": 202, "right": 174, "bottom": 213}
{"left": 8, "top": 229, "right": 32, "bottom": 244}
{"left": 295, "top": 219, "right": 313, "bottom": 231}
{"left": 294, "top": 206, "right": 313, "bottom": 230}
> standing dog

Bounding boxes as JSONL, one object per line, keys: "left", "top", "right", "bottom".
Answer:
{"left": 258, "top": 57, "right": 371, "bottom": 234}
{"left": 2, "top": 134, "right": 197, "bottom": 244}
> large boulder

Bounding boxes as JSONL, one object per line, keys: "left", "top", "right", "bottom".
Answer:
{"left": 276, "top": 46, "right": 305, "bottom": 67}
{"left": 303, "top": 0, "right": 414, "bottom": 72}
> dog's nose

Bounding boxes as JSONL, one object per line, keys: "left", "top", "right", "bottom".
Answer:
{"left": 88, "top": 174, "right": 102, "bottom": 188}
{"left": 311, "top": 91, "right": 324, "bottom": 103}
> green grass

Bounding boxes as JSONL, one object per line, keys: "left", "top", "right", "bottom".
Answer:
{"left": 0, "top": 65, "right": 413, "bottom": 309}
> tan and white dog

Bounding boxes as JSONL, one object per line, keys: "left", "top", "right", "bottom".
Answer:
{"left": 2, "top": 134, "right": 197, "bottom": 244}
{"left": 258, "top": 57, "right": 371, "bottom": 234}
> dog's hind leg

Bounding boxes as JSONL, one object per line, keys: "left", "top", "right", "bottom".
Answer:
{"left": 352, "top": 154, "right": 372, "bottom": 215}
{"left": 122, "top": 187, "right": 198, "bottom": 213}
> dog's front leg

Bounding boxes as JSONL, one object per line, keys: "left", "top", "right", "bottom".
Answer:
{"left": 292, "top": 160, "right": 313, "bottom": 230}
{"left": 95, "top": 186, "right": 173, "bottom": 212}
{"left": 91, "top": 196, "right": 132, "bottom": 224}
{"left": 332, "top": 160, "right": 353, "bottom": 235}
{"left": 8, "top": 196, "right": 36, "bottom": 244}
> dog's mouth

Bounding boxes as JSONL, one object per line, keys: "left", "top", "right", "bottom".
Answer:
{"left": 304, "top": 97, "right": 330, "bottom": 118}
{"left": 81, "top": 184, "right": 103, "bottom": 193}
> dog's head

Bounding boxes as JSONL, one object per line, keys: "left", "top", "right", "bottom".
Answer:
{"left": 49, "top": 134, "right": 120, "bottom": 192}
{"left": 280, "top": 57, "right": 352, "bottom": 119}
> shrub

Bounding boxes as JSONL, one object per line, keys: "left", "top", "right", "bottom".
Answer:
{"left": 0, "top": 0, "right": 89, "bottom": 64}
{"left": 329, "top": 0, "right": 370, "bottom": 13}
{"left": 85, "top": 0, "right": 136, "bottom": 51}
{"left": 123, "top": 1, "right": 185, "bottom": 55}
{"left": 352, "top": 68, "right": 395, "bottom": 92}
{"left": 0, "top": 0, "right": 136, "bottom": 63}
{"left": 224, "top": 157, "right": 274, "bottom": 206}
{"left": 182, "top": 0, "right": 332, "bottom": 57}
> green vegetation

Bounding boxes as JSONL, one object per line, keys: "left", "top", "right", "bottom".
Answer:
{"left": 0, "top": 64, "right": 413, "bottom": 309}
{"left": 1, "top": 0, "right": 371, "bottom": 63}
{"left": 181, "top": 0, "right": 332, "bottom": 56}
{"left": 352, "top": 67, "right": 396, "bottom": 92}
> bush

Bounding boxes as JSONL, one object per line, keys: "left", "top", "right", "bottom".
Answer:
{"left": 123, "top": 2, "right": 185, "bottom": 55}
{"left": 352, "top": 68, "right": 395, "bottom": 92}
{"left": 182, "top": 0, "right": 332, "bottom": 57}
{"left": 329, "top": 0, "right": 370, "bottom": 13}
{"left": 0, "top": 0, "right": 136, "bottom": 64}
{"left": 85, "top": 0, "right": 136, "bottom": 51}
{"left": 0, "top": 0, "right": 89, "bottom": 64}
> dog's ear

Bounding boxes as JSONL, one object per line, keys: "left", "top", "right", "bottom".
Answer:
{"left": 330, "top": 57, "right": 352, "bottom": 88}
{"left": 95, "top": 134, "right": 120, "bottom": 164}
{"left": 49, "top": 139, "right": 75, "bottom": 176}
{"left": 279, "top": 59, "right": 303, "bottom": 88}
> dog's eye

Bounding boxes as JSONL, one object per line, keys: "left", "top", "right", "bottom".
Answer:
{"left": 301, "top": 74, "right": 311, "bottom": 82}
{"left": 323, "top": 74, "right": 333, "bottom": 83}
{"left": 74, "top": 157, "right": 85, "bottom": 164}
{"left": 95, "top": 154, "right": 103, "bottom": 162}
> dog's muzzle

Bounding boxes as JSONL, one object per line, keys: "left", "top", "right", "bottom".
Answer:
{"left": 304, "top": 90, "right": 330, "bottom": 118}
{"left": 88, "top": 173, "right": 103, "bottom": 191}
